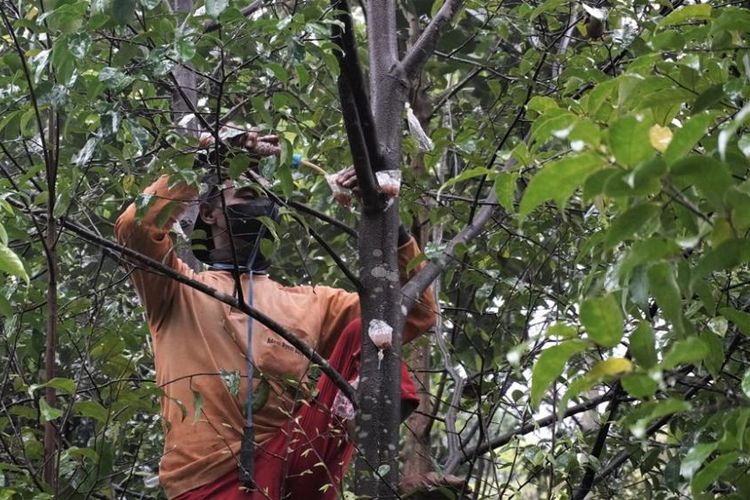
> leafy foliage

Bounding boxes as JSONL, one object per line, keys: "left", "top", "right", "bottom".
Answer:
{"left": 1, "top": 0, "right": 750, "bottom": 498}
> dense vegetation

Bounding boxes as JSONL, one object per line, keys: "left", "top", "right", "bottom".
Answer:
{"left": 1, "top": 0, "right": 750, "bottom": 498}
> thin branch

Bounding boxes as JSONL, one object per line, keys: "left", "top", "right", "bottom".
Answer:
{"left": 460, "top": 390, "right": 619, "bottom": 464}
{"left": 401, "top": 0, "right": 464, "bottom": 79}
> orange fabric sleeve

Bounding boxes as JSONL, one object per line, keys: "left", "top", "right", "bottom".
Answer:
{"left": 114, "top": 175, "right": 198, "bottom": 330}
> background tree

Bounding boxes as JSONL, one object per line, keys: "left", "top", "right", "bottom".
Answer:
{"left": 1, "top": 0, "right": 750, "bottom": 498}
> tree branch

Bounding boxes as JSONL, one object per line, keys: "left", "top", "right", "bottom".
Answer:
{"left": 401, "top": 0, "right": 464, "bottom": 79}
{"left": 460, "top": 391, "right": 618, "bottom": 464}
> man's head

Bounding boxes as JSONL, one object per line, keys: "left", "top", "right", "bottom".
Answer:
{"left": 191, "top": 127, "right": 281, "bottom": 268}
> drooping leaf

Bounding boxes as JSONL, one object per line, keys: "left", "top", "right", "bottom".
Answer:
{"left": 609, "top": 116, "right": 653, "bottom": 167}
{"left": 604, "top": 203, "right": 660, "bottom": 249}
{"left": 530, "top": 340, "right": 587, "bottom": 409}
{"left": 680, "top": 442, "right": 718, "bottom": 479}
{"left": 663, "top": 113, "right": 714, "bottom": 165}
{"left": 648, "top": 262, "right": 682, "bottom": 328}
{"left": 629, "top": 322, "right": 658, "bottom": 369}
{"left": 519, "top": 153, "right": 602, "bottom": 218}
{"left": 0, "top": 245, "right": 29, "bottom": 284}
{"left": 580, "top": 294, "right": 623, "bottom": 348}
{"left": 691, "top": 452, "right": 739, "bottom": 496}
{"left": 662, "top": 337, "right": 709, "bottom": 370}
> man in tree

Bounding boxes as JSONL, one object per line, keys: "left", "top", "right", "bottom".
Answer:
{"left": 115, "top": 130, "right": 437, "bottom": 499}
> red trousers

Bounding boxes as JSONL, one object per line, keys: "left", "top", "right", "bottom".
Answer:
{"left": 175, "top": 319, "right": 419, "bottom": 500}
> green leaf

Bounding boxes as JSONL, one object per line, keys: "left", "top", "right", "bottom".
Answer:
{"left": 580, "top": 294, "right": 623, "bottom": 348}
{"left": 39, "top": 399, "right": 62, "bottom": 422}
{"left": 663, "top": 113, "right": 714, "bottom": 166}
{"left": 648, "top": 262, "right": 682, "bottom": 327}
{"left": 618, "top": 238, "right": 680, "bottom": 281}
{"left": 174, "top": 36, "right": 196, "bottom": 63}
{"left": 662, "top": 337, "right": 709, "bottom": 370}
{"left": 74, "top": 400, "right": 109, "bottom": 423}
{"left": 34, "top": 377, "right": 76, "bottom": 395}
{"left": 604, "top": 203, "right": 660, "bottom": 249}
{"left": 725, "top": 307, "right": 750, "bottom": 337}
{"left": 530, "top": 340, "right": 587, "bottom": 409}
{"left": 519, "top": 153, "right": 602, "bottom": 218}
{"left": 252, "top": 379, "right": 270, "bottom": 412}
{"left": 0, "top": 245, "right": 29, "bottom": 284}
{"left": 437, "top": 167, "right": 495, "bottom": 198}
{"left": 669, "top": 156, "right": 733, "bottom": 209}
{"left": 622, "top": 373, "right": 658, "bottom": 398}
{"left": 206, "top": 0, "right": 228, "bottom": 18}
{"left": 266, "top": 63, "right": 289, "bottom": 84}
{"left": 691, "top": 452, "right": 739, "bottom": 496}
{"left": 742, "top": 369, "right": 750, "bottom": 398}
{"left": 630, "top": 322, "right": 658, "bottom": 369}
{"left": 692, "top": 239, "right": 750, "bottom": 283}
{"left": 192, "top": 390, "right": 204, "bottom": 422}
{"left": 680, "top": 442, "right": 717, "bottom": 479}
{"left": 112, "top": 0, "right": 136, "bottom": 25}
{"left": 627, "top": 398, "right": 691, "bottom": 437}
{"left": 526, "top": 95, "right": 559, "bottom": 114}
{"left": 609, "top": 116, "right": 653, "bottom": 167}
{"left": 493, "top": 172, "right": 517, "bottom": 213}
{"left": 659, "top": 4, "right": 712, "bottom": 27}
{"left": 546, "top": 323, "right": 578, "bottom": 339}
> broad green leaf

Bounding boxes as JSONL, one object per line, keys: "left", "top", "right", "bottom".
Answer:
{"left": 112, "top": 0, "right": 136, "bottom": 25}
{"left": 604, "top": 203, "right": 660, "bottom": 249}
{"left": 493, "top": 172, "right": 517, "bottom": 213}
{"left": 663, "top": 113, "right": 714, "bottom": 165}
{"left": 630, "top": 322, "right": 657, "bottom": 368}
{"left": 39, "top": 399, "right": 62, "bottom": 422}
{"left": 546, "top": 323, "right": 578, "bottom": 339}
{"left": 680, "top": 442, "right": 717, "bottom": 479}
{"left": 580, "top": 294, "right": 623, "bottom": 348}
{"left": 519, "top": 153, "right": 602, "bottom": 218}
{"left": 648, "top": 262, "right": 682, "bottom": 327}
{"left": 719, "top": 307, "right": 750, "bottom": 337}
{"left": 662, "top": 337, "right": 709, "bottom": 370}
{"left": 618, "top": 238, "right": 680, "bottom": 281}
{"left": 669, "top": 156, "right": 732, "bottom": 209}
{"left": 691, "top": 452, "right": 739, "bottom": 496}
{"left": 74, "top": 400, "right": 109, "bottom": 423}
{"left": 622, "top": 373, "right": 658, "bottom": 398}
{"left": 659, "top": 4, "right": 712, "bottom": 26}
{"left": 609, "top": 116, "right": 653, "bottom": 167}
{"left": 206, "top": 0, "right": 228, "bottom": 18}
{"left": 589, "top": 357, "right": 633, "bottom": 378}
{"left": 530, "top": 340, "right": 587, "bottom": 409}
{"left": 0, "top": 245, "right": 29, "bottom": 284}
{"left": 628, "top": 398, "right": 691, "bottom": 437}
{"left": 526, "top": 95, "right": 558, "bottom": 114}
{"left": 33, "top": 377, "right": 76, "bottom": 395}
{"left": 692, "top": 239, "right": 750, "bottom": 283}
{"left": 266, "top": 63, "right": 289, "bottom": 84}
{"left": 174, "top": 36, "right": 196, "bottom": 63}
{"left": 437, "top": 167, "right": 494, "bottom": 198}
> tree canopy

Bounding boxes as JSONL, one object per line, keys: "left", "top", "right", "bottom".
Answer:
{"left": 2, "top": 0, "right": 750, "bottom": 498}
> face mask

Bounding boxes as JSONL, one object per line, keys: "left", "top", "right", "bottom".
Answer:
{"left": 210, "top": 198, "right": 279, "bottom": 270}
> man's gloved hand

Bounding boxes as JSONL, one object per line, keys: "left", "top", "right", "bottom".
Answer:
{"left": 333, "top": 166, "right": 410, "bottom": 245}
{"left": 240, "top": 132, "right": 281, "bottom": 158}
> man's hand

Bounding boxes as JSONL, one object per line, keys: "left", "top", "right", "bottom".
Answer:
{"left": 241, "top": 132, "right": 281, "bottom": 158}
{"left": 334, "top": 166, "right": 359, "bottom": 194}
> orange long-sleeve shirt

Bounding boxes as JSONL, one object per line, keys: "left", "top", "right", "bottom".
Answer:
{"left": 115, "top": 176, "right": 436, "bottom": 498}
